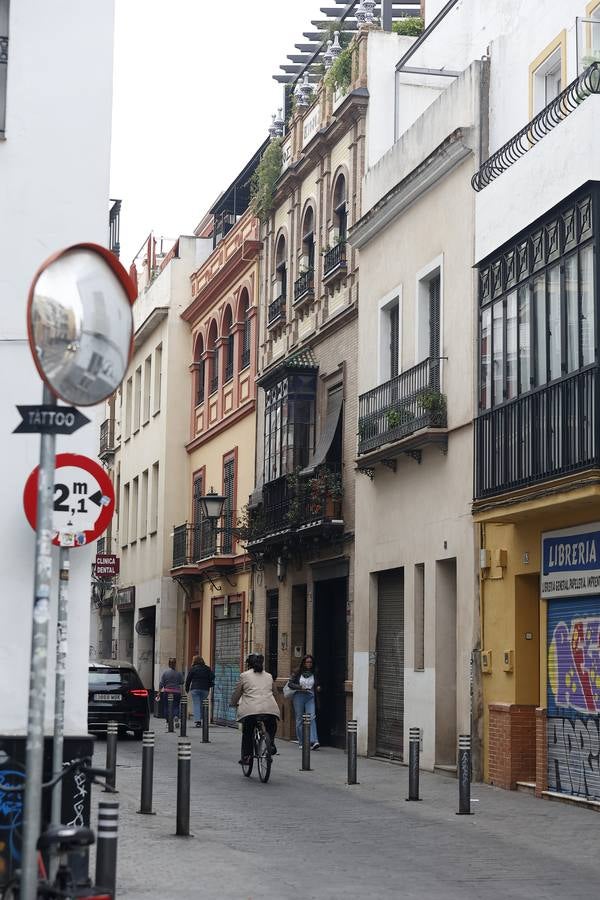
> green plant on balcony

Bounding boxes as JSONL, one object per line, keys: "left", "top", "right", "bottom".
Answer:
{"left": 308, "top": 468, "right": 343, "bottom": 518}
{"left": 417, "top": 389, "right": 447, "bottom": 416}
{"left": 325, "top": 47, "right": 353, "bottom": 96}
{"left": 386, "top": 407, "right": 414, "bottom": 429}
{"left": 250, "top": 138, "right": 283, "bottom": 224}
{"left": 392, "top": 16, "right": 424, "bottom": 37}
{"left": 237, "top": 504, "right": 265, "bottom": 543}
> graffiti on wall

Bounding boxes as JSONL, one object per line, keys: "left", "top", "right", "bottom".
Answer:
{"left": 548, "top": 616, "right": 600, "bottom": 714}
{"left": 0, "top": 762, "right": 25, "bottom": 883}
{"left": 548, "top": 715, "right": 600, "bottom": 800}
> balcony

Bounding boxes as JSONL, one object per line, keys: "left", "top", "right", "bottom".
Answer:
{"left": 246, "top": 466, "right": 343, "bottom": 552}
{"left": 357, "top": 357, "right": 447, "bottom": 466}
{"left": 109, "top": 199, "right": 121, "bottom": 259}
{"left": 294, "top": 269, "right": 315, "bottom": 305}
{"left": 99, "top": 418, "right": 116, "bottom": 459}
{"left": 475, "top": 366, "right": 600, "bottom": 500}
{"left": 267, "top": 291, "right": 286, "bottom": 328}
{"left": 172, "top": 512, "right": 238, "bottom": 571}
{"left": 323, "top": 242, "right": 347, "bottom": 286}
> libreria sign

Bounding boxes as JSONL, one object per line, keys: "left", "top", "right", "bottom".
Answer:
{"left": 541, "top": 523, "right": 600, "bottom": 598}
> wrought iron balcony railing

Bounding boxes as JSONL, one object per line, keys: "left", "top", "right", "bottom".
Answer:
{"left": 358, "top": 357, "right": 446, "bottom": 455}
{"left": 472, "top": 62, "right": 600, "bottom": 192}
{"left": 209, "top": 373, "right": 219, "bottom": 396}
{"left": 99, "top": 418, "right": 116, "bottom": 456}
{"left": 172, "top": 511, "right": 238, "bottom": 568}
{"left": 294, "top": 269, "right": 315, "bottom": 304}
{"left": 475, "top": 366, "right": 600, "bottom": 499}
{"left": 323, "top": 242, "right": 347, "bottom": 279}
{"left": 268, "top": 291, "right": 286, "bottom": 327}
{"left": 109, "top": 199, "right": 121, "bottom": 258}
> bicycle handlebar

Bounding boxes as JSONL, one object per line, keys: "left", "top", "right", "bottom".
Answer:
{"left": 0, "top": 756, "right": 106, "bottom": 793}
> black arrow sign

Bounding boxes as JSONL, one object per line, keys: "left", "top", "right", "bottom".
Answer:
{"left": 89, "top": 490, "right": 104, "bottom": 507}
{"left": 13, "top": 405, "right": 91, "bottom": 435}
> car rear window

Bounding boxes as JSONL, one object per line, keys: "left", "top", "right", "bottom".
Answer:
{"left": 89, "top": 669, "right": 142, "bottom": 690}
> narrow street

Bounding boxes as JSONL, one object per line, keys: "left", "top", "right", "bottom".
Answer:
{"left": 91, "top": 724, "right": 599, "bottom": 900}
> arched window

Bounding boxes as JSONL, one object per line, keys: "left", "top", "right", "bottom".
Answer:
{"left": 223, "top": 306, "right": 234, "bottom": 383}
{"left": 207, "top": 320, "right": 219, "bottom": 395}
{"left": 240, "top": 290, "right": 251, "bottom": 370}
{"left": 302, "top": 206, "right": 315, "bottom": 272}
{"left": 275, "top": 235, "right": 287, "bottom": 300}
{"left": 194, "top": 334, "right": 205, "bottom": 406}
{"left": 333, "top": 174, "right": 347, "bottom": 243}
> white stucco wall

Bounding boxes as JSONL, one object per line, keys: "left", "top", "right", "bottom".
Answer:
{"left": 0, "top": 1, "right": 115, "bottom": 736}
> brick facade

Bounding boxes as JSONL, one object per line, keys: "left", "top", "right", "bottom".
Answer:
{"left": 488, "top": 703, "right": 536, "bottom": 789}
{"left": 535, "top": 707, "right": 548, "bottom": 798}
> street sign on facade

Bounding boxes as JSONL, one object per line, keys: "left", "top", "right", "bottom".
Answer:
{"left": 23, "top": 452, "right": 115, "bottom": 547}
{"left": 13, "top": 405, "right": 90, "bottom": 435}
{"left": 95, "top": 554, "right": 119, "bottom": 578}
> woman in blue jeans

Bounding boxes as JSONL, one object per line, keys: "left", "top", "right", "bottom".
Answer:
{"left": 185, "top": 655, "right": 215, "bottom": 727}
{"left": 288, "top": 654, "right": 320, "bottom": 750}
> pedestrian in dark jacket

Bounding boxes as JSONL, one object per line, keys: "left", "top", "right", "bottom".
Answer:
{"left": 185, "top": 656, "right": 215, "bottom": 727}
{"left": 159, "top": 657, "right": 184, "bottom": 723}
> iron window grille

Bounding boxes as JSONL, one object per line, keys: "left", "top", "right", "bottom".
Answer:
{"left": 241, "top": 312, "right": 251, "bottom": 370}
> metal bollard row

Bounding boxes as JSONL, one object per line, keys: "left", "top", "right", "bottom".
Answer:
{"left": 179, "top": 695, "right": 187, "bottom": 737}
{"left": 104, "top": 721, "right": 118, "bottom": 793}
{"left": 457, "top": 734, "right": 472, "bottom": 815}
{"left": 95, "top": 800, "right": 119, "bottom": 899}
{"left": 176, "top": 739, "right": 192, "bottom": 837}
{"left": 167, "top": 693, "right": 174, "bottom": 733}
{"left": 407, "top": 727, "right": 421, "bottom": 801}
{"left": 347, "top": 720, "right": 358, "bottom": 785}
{"left": 138, "top": 731, "right": 155, "bottom": 815}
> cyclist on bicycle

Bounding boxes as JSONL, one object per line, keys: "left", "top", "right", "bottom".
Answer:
{"left": 230, "top": 654, "right": 280, "bottom": 766}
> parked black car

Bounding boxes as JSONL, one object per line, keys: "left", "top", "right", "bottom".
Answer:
{"left": 88, "top": 660, "right": 150, "bottom": 739}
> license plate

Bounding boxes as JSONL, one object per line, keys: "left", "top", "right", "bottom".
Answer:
{"left": 94, "top": 693, "right": 121, "bottom": 701}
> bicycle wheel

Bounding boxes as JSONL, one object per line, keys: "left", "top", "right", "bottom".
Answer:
{"left": 241, "top": 740, "right": 254, "bottom": 778}
{"left": 257, "top": 731, "right": 272, "bottom": 783}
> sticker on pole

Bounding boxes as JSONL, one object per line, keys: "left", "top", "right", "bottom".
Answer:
{"left": 23, "top": 453, "right": 115, "bottom": 547}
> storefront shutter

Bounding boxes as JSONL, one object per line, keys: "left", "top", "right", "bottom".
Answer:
{"left": 376, "top": 569, "right": 404, "bottom": 758}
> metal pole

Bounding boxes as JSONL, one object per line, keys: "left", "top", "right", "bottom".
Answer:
{"left": 176, "top": 739, "right": 191, "bottom": 837}
{"left": 104, "top": 721, "right": 118, "bottom": 792}
{"left": 202, "top": 698, "right": 210, "bottom": 743}
{"left": 347, "top": 720, "right": 358, "bottom": 785}
{"left": 407, "top": 727, "right": 421, "bottom": 801}
{"left": 95, "top": 800, "right": 119, "bottom": 899}
{"left": 301, "top": 714, "right": 311, "bottom": 771}
{"left": 179, "top": 695, "right": 187, "bottom": 737}
{"left": 167, "top": 693, "right": 174, "bottom": 733}
{"left": 48, "top": 545, "right": 70, "bottom": 880}
{"left": 138, "top": 731, "right": 155, "bottom": 815}
{"left": 21, "top": 385, "right": 57, "bottom": 900}
{"left": 457, "top": 734, "right": 472, "bottom": 815}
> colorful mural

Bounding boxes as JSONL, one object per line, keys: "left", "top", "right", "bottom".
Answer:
{"left": 548, "top": 614, "right": 600, "bottom": 715}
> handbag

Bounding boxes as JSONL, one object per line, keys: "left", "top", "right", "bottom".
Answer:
{"left": 283, "top": 680, "right": 297, "bottom": 700}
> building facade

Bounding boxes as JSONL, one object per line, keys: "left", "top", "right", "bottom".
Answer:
{"left": 349, "top": 23, "right": 486, "bottom": 766}
{"left": 92, "top": 233, "right": 212, "bottom": 690}
{"left": 172, "top": 172, "right": 261, "bottom": 726}
{"left": 472, "top": 0, "right": 600, "bottom": 800}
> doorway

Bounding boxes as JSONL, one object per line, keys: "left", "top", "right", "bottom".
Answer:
{"left": 313, "top": 577, "right": 347, "bottom": 748}
{"left": 435, "top": 558, "right": 457, "bottom": 767}
{"left": 266, "top": 590, "right": 279, "bottom": 679}
{"left": 136, "top": 606, "right": 156, "bottom": 692}
{"left": 375, "top": 569, "right": 404, "bottom": 758}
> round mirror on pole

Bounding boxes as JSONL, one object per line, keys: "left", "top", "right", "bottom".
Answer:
{"left": 27, "top": 243, "right": 136, "bottom": 406}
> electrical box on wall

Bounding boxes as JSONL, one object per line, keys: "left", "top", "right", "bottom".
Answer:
{"left": 481, "top": 650, "right": 492, "bottom": 673}
{"left": 503, "top": 650, "right": 514, "bottom": 673}
{"left": 480, "top": 549, "right": 491, "bottom": 570}
{"left": 493, "top": 548, "right": 508, "bottom": 568}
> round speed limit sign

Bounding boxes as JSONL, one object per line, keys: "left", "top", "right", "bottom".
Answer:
{"left": 23, "top": 452, "right": 115, "bottom": 547}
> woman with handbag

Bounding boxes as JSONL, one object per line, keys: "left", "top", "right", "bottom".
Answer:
{"left": 287, "top": 654, "right": 320, "bottom": 750}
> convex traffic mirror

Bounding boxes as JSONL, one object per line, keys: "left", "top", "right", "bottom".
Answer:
{"left": 27, "top": 243, "right": 136, "bottom": 406}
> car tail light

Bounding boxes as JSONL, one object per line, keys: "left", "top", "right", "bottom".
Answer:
{"left": 78, "top": 895, "right": 111, "bottom": 900}
{"left": 129, "top": 689, "right": 149, "bottom": 697}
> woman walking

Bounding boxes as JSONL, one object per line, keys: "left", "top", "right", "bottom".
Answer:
{"left": 185, "top": 656, "right": 215, "bottom": 727}
{"left": 288, "top": 654, "right": 320, "bottom": 750}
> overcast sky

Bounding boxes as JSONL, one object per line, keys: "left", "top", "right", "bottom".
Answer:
{"left": 110, "top": 0, "right": 325, "bottom": 266}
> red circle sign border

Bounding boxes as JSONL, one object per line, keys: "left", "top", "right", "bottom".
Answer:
{"left": 23, "top": 452, "right": 115, "bottom": 548}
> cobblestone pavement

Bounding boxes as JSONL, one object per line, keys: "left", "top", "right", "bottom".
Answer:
{"left": 89, "top": 720, "right": 598, "bottom": 900}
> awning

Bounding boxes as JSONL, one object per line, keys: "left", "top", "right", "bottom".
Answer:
{"left": 300, "top": 388, "right": 343, "bottom": 477}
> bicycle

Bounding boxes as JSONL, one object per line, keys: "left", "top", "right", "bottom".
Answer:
{"left": 240, "top": 717, "right": 273, "bottom": 783}
{"left": 1, "top": 758, "right": 114, "bottom": 900}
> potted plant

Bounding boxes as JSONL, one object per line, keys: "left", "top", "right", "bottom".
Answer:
{"left": 417, "top": 389, "right": 447, "bottom": 418}
{"left": 386, "top": 407, "right": 414, "bottom": 430}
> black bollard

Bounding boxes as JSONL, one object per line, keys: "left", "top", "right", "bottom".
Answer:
{"left": 301, "top": 714, "right": 311, "bottom": 771}
{"left": 153, "top": 693, "right": 162, "bottom": 718}
{"left": 406, "top": 727, "right": 421, "bottom": 801}
{"left": 95, "top": 800, "right": 119, "bottom": 899}
{"left": 457, "top": 734, "right": 472, "bottom": 815}
{"left": 167, "top": 693, "right": 174, "bottom": 733}
{"left": 202, "top": 698, "right": 210, "bottom": 743}
{"left": 347, "top": 720, "right": 358, "bottom": 785}
{"left": 180, "top": 695, "right": 187, "bottom": 737}
{"left": 176, "top": 739, "right": 192, "bottom": 837}
{"left": 138, "top": 731, "right": 155, "bottom": 815}
{"left": 104, "top": 721, "right": 118, "bottom": 792}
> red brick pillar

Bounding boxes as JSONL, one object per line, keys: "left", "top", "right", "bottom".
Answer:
{"left": 488, "top": 703, "right": 536, "bottom": 790}
{"left": 535, "top": 707, "right": 547, "bottom": 799}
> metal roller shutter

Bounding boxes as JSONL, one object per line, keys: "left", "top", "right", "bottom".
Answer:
{"left": 213, "top": 618, "right": 241, "bottom": 727}
{"left": 547, "top": 596, "right": 600, "bottom": 800}
{"left": 376, "top": 569, "right": 404, "bottom": 758}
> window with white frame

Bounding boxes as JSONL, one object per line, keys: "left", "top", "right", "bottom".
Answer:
{"left": 0, "top": 1, "right": 9, "bottom": 136}
{"left": 378, "top": 291, "right": 401, "bottom": 383}
{"left": 143, "top": 355, "right": 151, "bottom": 424}
{"left": 532, "top": 42, "right": 563, "bottom": 115}
{"left": 416, "top": 263, "right": 442, "bottom": 389}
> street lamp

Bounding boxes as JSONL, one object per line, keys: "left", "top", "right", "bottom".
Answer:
{"left": 199, "top": 487, "right": 227, "bottom": 521}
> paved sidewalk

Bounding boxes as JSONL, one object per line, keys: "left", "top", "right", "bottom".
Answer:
{"left": 90, "top": 721, "right": 599, "bottom": 899}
